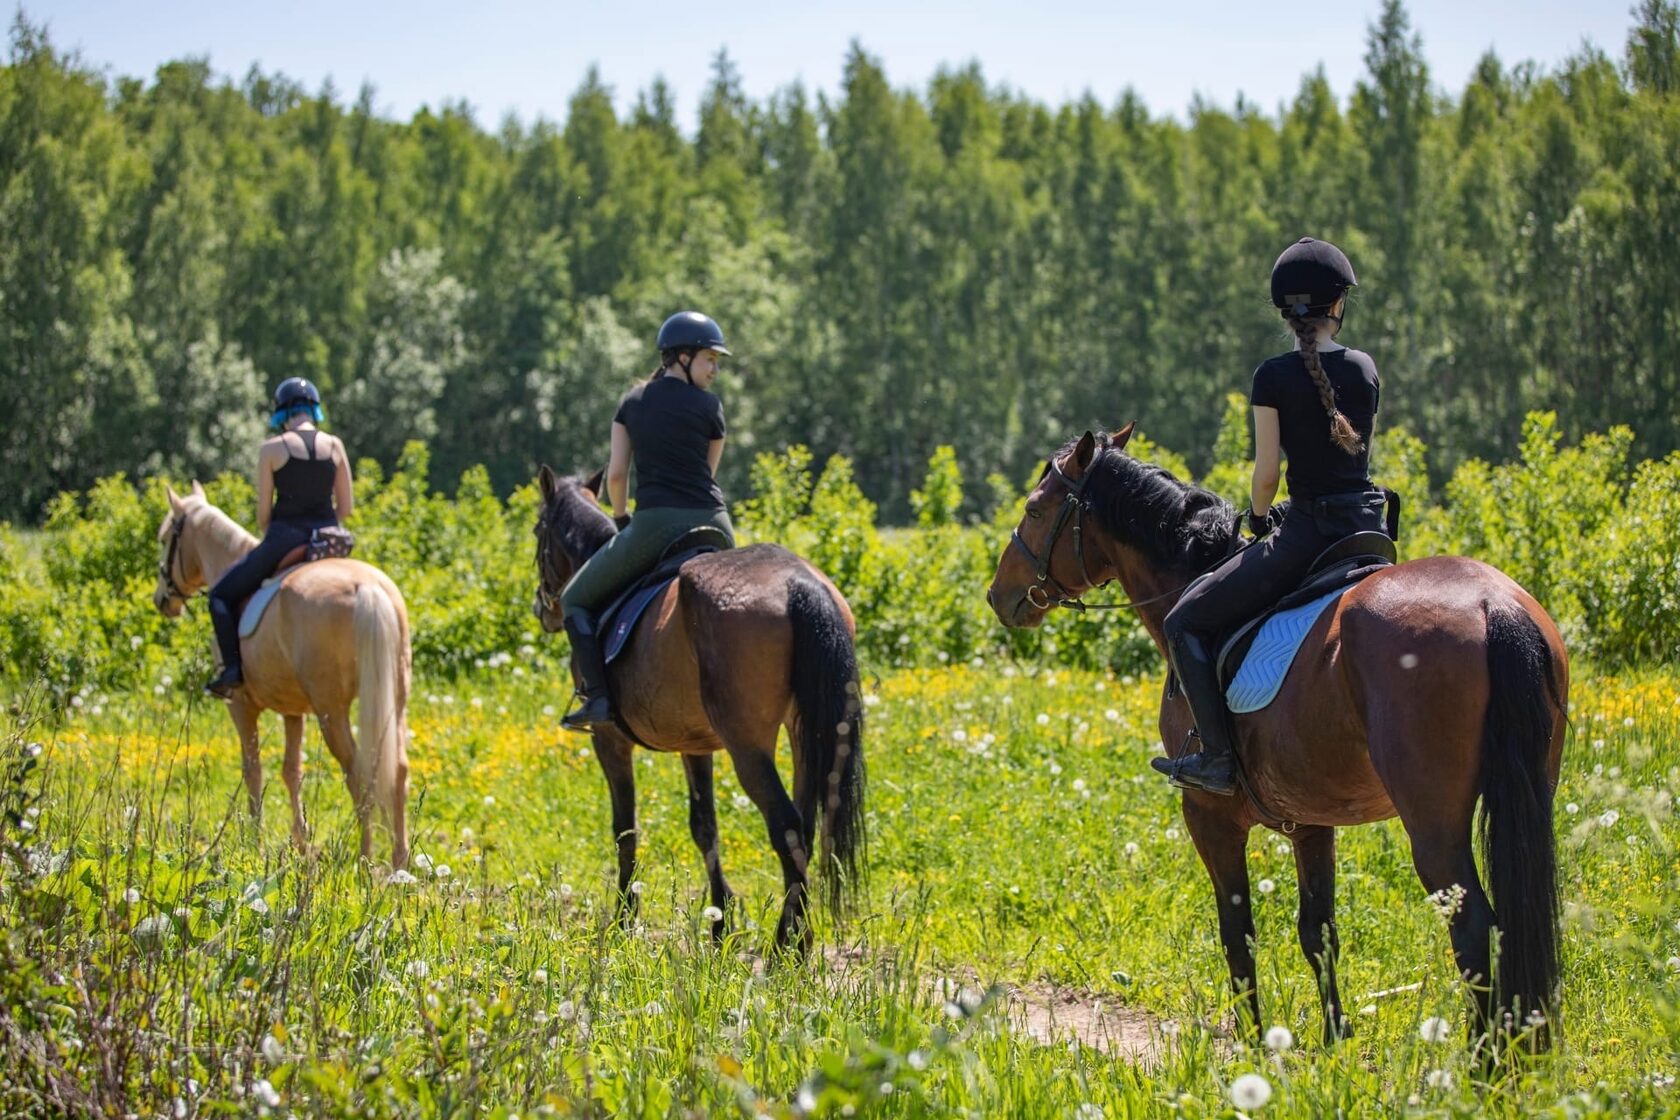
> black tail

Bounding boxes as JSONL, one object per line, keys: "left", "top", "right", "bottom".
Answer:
{"left": 787, "top": 577, "right": 867, "bottom": 918}
{"left": 1477, "top": 603, "right": 1562, "bottom": 1039}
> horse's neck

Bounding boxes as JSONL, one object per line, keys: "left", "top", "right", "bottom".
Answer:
{"left": 190, "top": 508, "right": 257, "bottom": 585}
{"left": 1107, "top": 543, "right": 1181, "bottom": 655}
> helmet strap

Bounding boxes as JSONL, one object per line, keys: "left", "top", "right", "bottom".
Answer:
{"left": 676, "top": 351, "right": 695, "bottom": 385}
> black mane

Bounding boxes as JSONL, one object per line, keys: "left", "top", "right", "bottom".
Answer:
{"left": 548, "top": 475, "right": 617, "bottom": 561}
{"left": 1070, "top": 439, "right": 1240, "bottom": 575}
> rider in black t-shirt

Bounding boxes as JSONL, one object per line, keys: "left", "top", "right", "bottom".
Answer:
{"left": 557, "top": 311, "right": 737, "bottom": 731}
{"left": 1151, "top": 238, "right": 1389, "bottom": 796}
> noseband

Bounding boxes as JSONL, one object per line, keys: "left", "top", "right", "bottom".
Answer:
{"left": 533, "top": 509, "right": 566, "bottom": 615}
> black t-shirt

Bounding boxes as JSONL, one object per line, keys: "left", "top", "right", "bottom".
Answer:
{"left": 613, "top": 375, "right": 727, "bottom": 511}
{"left": 1250, "top": 347, "right": 1380, "bottom": 500}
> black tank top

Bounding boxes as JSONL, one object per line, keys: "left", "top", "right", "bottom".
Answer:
{"left": 271, "top": 429, "right": 338, "bottom": 523}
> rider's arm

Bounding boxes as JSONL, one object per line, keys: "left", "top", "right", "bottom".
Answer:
{"left": 332, "top": 439, "right": 354, "bottom": 522}
{"left": 255, "top": 444, "right": 276, "bottom": 533}
{"left": 707, "top": 438, "right": 725, "bottom": 478}
{"left": 1250, "top": 406, "right": 1281, "bottom": 517}
{"left": 606, "top": 422, "right": 632, "bottom": 520}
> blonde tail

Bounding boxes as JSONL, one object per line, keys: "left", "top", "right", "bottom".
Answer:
{"left": 353, "top": 582, "right": 409, "bottom": 860}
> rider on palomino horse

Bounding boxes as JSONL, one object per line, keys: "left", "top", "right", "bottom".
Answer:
{"left": 1153, "top": 238, "right": 1388, "bottom": 796}
{"left": 205, "top": 378, "right": 354, "bottom": 698}
{"left": 559, "top": 312, "right": 737, "bottom": 731}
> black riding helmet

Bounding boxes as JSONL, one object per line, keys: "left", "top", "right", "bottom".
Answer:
{"left": 1270, "top": 238, "right": 1357, "bottom": 318}
{"left": 656, "top": 311, "right": 731, "bottom": 357}
{"left": 272, "top": 377, "right": 321, "bottom": 410}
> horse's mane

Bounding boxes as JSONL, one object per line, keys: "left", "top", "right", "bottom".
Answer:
{"left": 162, "top": 495, "right": 258, "bottom": 552}
{"left": 549, "top": 475, "right": 617, "bottom": 561}
{"left": 1070, "top": 439, "right": 1240, "bottom": 575}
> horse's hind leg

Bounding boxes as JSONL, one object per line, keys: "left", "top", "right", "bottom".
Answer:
{"left": 1407, "top": 827, "right": 1497, "bottom": 1042}
{"left": 1291, "top": 825, "right": 1349, "bottom": 1044}
{"left": 282, "top": 714, "right": 311, "bottom": 855}
{"left": 315, "top": 707, "right": 373, "bottom": 861}
{"left": 591, "top": 729, "right": 640, "bottom": 928}
{"left": 228, "top": 696, "right": 264, "bottom": 833}
{"left": 1184, "top": 796, "right": 1262, "bottom": 1039}
{"left": 683, "top": 753, "right": 734, "bottom": 941}
{"left": 729, "top": 746, "right": 811, "bottom": 955}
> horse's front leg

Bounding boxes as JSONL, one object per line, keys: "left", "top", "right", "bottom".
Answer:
{"left": 228, "top": 696, "right": 264, "bottom": 833}
{"left": 682, "top": 753, "right": 734, "bottom": 941}
{"left": 590, "top": 728, "right": 640, "bottom": 928}
{"left": 1290, "top": 825, "right": 1349, "bottom": 1044}
{"left": 1184, "top": 794, "right": 1261, "bottom": 1040}
{"left": 282, "top": 714, "right": 311, "bottom": 855}
{"left": 729, "top": 746, "right": 810, "bottom": 956}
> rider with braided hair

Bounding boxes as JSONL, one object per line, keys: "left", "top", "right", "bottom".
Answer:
{"left": 1153, "top": 238, "right": 1388, "bottom": 795}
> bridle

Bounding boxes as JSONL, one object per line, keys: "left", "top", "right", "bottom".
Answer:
{"left": 158, "top": 513, "right": 198, "bottom": 607}
{"left": 533, "top": 506, "right": 569, "bottom": 616}
{"left": 1009, "top": 445, "right": 1244, "bottom": 613}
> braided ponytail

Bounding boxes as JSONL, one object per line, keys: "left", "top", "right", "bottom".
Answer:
{"left": 1288, "top": 314, "right": 1363, "bottom": 455}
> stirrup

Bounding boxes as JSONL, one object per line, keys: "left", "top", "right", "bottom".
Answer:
{"left": 561, "top": 693, "right": 614, "bottom": 732}
{"left": 1150, "top": 731, "right": 1238, "bottom": 796}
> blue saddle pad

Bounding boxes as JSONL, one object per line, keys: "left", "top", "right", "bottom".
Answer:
{"left": 602, "top": 577, "right": 677, "bottom": 664}
{"left": 238, "top": 572, "right": 295, "bottom": 639}
{"left": 1224, "top": 588, "right": 1346, "bottom": 714}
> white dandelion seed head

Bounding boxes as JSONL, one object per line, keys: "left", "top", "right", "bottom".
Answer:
{"left": 1123, "top": 842, "right": 1139, "bottom": 856}
{"left": 629, "top": 880, "right": 645, "bottom": 895}
{"left": 1565, "top": 802, "right": 1580, "bottom": 815}
{"left": 1229, "top": 1072, "right": 1272, "bottom": 1109}
{"left": 559, "top": 882, "right": 574, "bottom": 897}
{"left": 433, "top": 864, "right": 453, "bottom": 879}
{"left": 414, "top": 853, "right": 434, "bottom": 872}
{"left": 532, "top": 968, "right": 548, "bottom": 984}
{"left": 1036, "top": 713, "right": 1051, "bottom": 726}
{"left": 1599, "top": 809, "right": 1620, "bottom": 828}
{"left": 557, "top": 999, "right": 576, "bottom": 1021}
{"left": 1265, "top": 1025, "right": 1293, "bottom": 1052}
{"left": 260, "top": 1034, "right": 284, "bottom": 1064}
{"left": 1258, "top": 878, "right": 1276, "bottom": 895}
{"left": 247, "top": 896, "right": 270, "bottom": 915}
{"left": 1420, "top": 1016, "right": 1452, "bottom": 1042}
{"left": 703, "top": 905, "right": 724, "bottom": 922}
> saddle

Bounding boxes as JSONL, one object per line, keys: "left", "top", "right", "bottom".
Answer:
{"left": 236, "top": 528, "right": 356, "bottom": 638}
{"left": 600, "top": 527, "right": 731, "bottom": 665}
{"left": 1213, "top": 530, "right": 1398, "bottom": 713}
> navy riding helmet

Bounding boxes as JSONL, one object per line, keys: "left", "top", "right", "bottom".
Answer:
{"left": 1270, "top": 238, "right": 1357, "bottom": 318}
{"left": 656, "top": 311, "right": 731, "bottom": 356}
{"left": 270, "top": 377, "right": 323, "bottom": 430}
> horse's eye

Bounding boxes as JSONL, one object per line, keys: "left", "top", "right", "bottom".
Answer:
{"left": 1026, "top": 507, "right": 1043, "bottom": 520}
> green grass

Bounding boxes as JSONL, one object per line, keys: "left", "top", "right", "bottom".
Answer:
{"left": 2, "top": 662, "right": 1678, "bottom": 1116}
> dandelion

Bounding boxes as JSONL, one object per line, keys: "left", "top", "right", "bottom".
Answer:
{"left": 557, "top": 999, "right": 576, "bottom": 1021}
{"left": 1123, "top": 842, "right": 1139, "bottom": 857}
{"left": 386, "top": 869, "right": 418, "bottom": 885}
{"left": 907, "top": 1050, "right": 929, "bottom": 1071}
{"left": 1424, "top": 1069, "right": 1454, "bottom": 1090}
{"left": 414, "top": 852, "right": 434, "bottom": 872}
{"left": 1599, "top": 809, "right": 1620, "bottom": 828}
{"left": 1624, "top": 716, "right": 1636, "bottom": 728}
{"left": 1565, "top": 802, "right": 1580, "bottom": 815}
{"left": 460, "top": 827, "right": 475, "bottom": 845}
{"left": 154, "top": 685, "right": 166, "bottom": 696}
{"left": 482, "top": 795, "right": 495, "bottom": 807}
{"left": 1229, "top": 1072, "right": 1272, "bottom": 1109}
{"left": 1419, "top": 1016, "right": 1452, "bottom": 1043}
{"left": 879, "top": 1082, "right": 894, "bottom": 1096}
{"left": 532, "top": 969, "right": 548, "bottom": 984}
{"left": 629, "top": 880, "right": 645, "bottom": 895}
{"left": 247, "top": 897, "right": 270, "bottom": 916}
{"left": 733, "top": 793, "right": 752, "bottom": 811}
{"left": 130, "top": 635, "right": 143, "bottom": 650}
{"left": 1665, "top": 956, "right": 1680, "bottom": 971}
{"left": 1265, "top": 1025, "right": 1293, "bottom": 1052}
{"left": 1164, "top": 827, "right": 1180, "bottom": 841}
{"left": 1258, "top": 879, "right": 1276, "bottom": 895}
{"left": 161, "top": 674, "right": 173, "bottom": 687}
{"left": 1072, "top": 778, "right": 1087, "bottom": 793}
{"left": 260, "top": 1034, "right": 284, "bottom": 1064}
{"left": 542, "top": 704, "right": 556, "bottom": 716}
{"left": 123, "top": 887, "right": 141, "bottom": 904}
{"left": 433, "top": 864, "right": 453, "bottom": 879}
{"left": 252, "top": 1079, "right": 280, "bottom": 1109}
{"left": 559, "top": 882, "right": 574, "bottom": 898}
{"left": 1036, "top": 713, "right": 1050, "bottom": 726}
{"left": 1105, "top": 709, "right": 1120, "bottom": 721}
{"left": 703, "top": 905, "right": 724, "bottom": 922}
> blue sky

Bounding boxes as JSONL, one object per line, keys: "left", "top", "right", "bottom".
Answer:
{"left": 31, "top": 1, "right": 1637, "bottom": 128}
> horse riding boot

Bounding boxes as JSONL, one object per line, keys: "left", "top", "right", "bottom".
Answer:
{"left": 205, "top": 600, "right": 244, "bottom": 699}
{"left": 561, "top": 612, "right": 614, "bottom": 731}
{"left": 1151, "top": 631, "right": 1239, "bottom": 796}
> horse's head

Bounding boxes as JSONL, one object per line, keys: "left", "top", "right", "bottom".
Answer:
{"left": 154, "top": 481, "right": 210, "bottom": 617}
{"left": 988, "top": 422, "right": 1136, "bottom": 628}
{"left": 532, "top": 463, "right": 615, "bottom": 633}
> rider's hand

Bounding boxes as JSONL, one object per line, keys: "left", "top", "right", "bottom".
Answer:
{"left": 1244, "top": 508, "right": 1273, "bottom": 538}
{"left": 613, "top": 513, "right": 631, "bottom": 531}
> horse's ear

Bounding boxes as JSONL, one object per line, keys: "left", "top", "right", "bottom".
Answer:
{"left": 166, "top": 485, "right": 184, "bottom": 514}
{"left": 190, "top": 479, "right": 205, "bottom": 498}
{"left": 1073, "top": 430, "right": 1098, "bottom": 472}
{"left": 537, "top": 464, "right": 559, "bottom": 502}
{"left": 582, "top": 466, "right": 606, "bottom": 497}
{"left": 1110, "top": 421, "right": 1137, "bottom": 450}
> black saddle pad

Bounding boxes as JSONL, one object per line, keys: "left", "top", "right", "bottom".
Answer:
{"left": 600, "top": 545, "right": 719, "bottom": 664}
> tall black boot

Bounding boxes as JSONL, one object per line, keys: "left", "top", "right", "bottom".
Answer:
{"left": 1151, "top": 631, "right": 1239, "bottom": 795}
{"left": 561, "top": 611, "right": 614, "bottom": 731}
{"left": 205, "top": 599, "right": 244, "bottom": 699}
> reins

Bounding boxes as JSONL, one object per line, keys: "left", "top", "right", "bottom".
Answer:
{"left": 159, "top": 514, "right": 199, "bottom": 608}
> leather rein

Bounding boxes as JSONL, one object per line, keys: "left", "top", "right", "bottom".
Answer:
{"left": 159, "top": 514, "right": 199, "bottom": 607}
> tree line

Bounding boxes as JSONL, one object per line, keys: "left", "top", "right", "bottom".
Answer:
{"left": 2, "top": 1, "right": 1677, "bottom": 523}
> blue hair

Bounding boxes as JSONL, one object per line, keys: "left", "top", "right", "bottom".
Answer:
{"left": 270, "top": 403, "right": 324, "bottom": 431}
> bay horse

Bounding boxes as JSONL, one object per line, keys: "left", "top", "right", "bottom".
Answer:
{"left": 153, "top": 482, "right": 411, "bottom": 870}
{"left": 987, "top": 425, "right": 1567, "bottom": 1049}
{"left": 532, "top": 465, "right": 866, "bottom": 952}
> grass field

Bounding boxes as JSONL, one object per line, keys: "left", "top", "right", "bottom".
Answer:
{"left": 3, "top": 658, "right": 1678, "bottom": 1117}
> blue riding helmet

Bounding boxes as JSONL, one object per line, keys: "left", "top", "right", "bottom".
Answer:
{"left": 656, "top": 311, "right": 731, "bottom": 356}
{"left": 270, "top": 377, "right": 324, "bottom": 430}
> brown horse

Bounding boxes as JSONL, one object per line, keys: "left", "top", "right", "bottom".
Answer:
{"left": 532, "top": 466, "right": 866, "bottom": 951}
{"left": 153, "top": 483, "right": 411, "bottom": 870}
{"left": 987, "top": 425, "right": 1567, "bottom": 1049}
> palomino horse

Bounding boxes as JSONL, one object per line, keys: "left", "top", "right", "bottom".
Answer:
{"left": 153, "top": 482, "right": 411, "bottom": 870}
{"left": 988, "top": 425, "right": 1567, "bottom": 1048}
{"left": 532, "top": 466, "right": 866, "bottom": 952}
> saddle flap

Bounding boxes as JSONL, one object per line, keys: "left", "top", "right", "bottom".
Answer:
{"left": 598, "top": 545, "right": 723, "bottom": 665}
{"left": 238, "top": 568, "right": 301, "bottom": 639}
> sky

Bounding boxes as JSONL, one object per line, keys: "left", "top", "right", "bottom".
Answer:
{"left": 30, "top": 1, "right": 1639, "bottom": 129}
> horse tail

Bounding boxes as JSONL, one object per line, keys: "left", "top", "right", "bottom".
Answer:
{"left": 787, "top": 576, "right": 867, "bottom": 918}
{"left": 1477, "top": 601, "right": 1562, "bottom": 1038}
{"left": 353, "top": 581, "right": 408, "bottom": 837}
